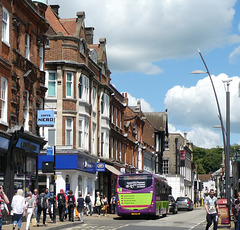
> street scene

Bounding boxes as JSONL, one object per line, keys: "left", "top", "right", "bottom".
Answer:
{"left": 0, "top": 0, "right": 240, "bottom": 230}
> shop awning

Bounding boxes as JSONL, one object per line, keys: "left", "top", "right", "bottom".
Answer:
{"left": 105, "top": 164, "right": 121, "bottom": 175}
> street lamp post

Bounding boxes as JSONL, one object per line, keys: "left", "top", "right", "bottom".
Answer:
{"left": 191, "top": 49, "right": 231, "bottom": 224}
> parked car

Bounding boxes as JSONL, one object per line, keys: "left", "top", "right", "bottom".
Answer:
{"left": 168, "top": 195, "right": 178, "bottom": 214}
{"left": 176, "top": 197, "right": 193, "bottom": 211}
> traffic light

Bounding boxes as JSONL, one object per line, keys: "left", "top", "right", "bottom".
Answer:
{"left": 199, "top": 182, "right": 203, "bottom": 191}
{"left": 194, "top": 181, "right": 198, "bottom": 190}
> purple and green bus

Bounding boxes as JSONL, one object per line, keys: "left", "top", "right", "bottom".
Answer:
{"left": 117, "top": 173, "right": 171, "bottom": 217}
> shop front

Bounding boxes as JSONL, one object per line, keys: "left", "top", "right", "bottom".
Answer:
{"left": 38, "top": 149, "right": 98, "bottom": 200}
{"left": 2, "top": 128, "right": 46, "bottom": 224}
{"left": 95, "top": 163, "right": 121, "bottom": 213}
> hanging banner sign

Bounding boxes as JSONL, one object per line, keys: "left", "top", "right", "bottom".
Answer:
{"left": 180, "top": 150, "right": 185, "bottom": 160}
{"left": 37, "top": 110, "right": 54, "bottom": 126}
{"left": 96, "top": 162, "right": 105, "bottom": 172}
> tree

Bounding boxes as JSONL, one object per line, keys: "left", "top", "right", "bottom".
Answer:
{"left": 193, "top": 146, "right": 222, "bottom": 174}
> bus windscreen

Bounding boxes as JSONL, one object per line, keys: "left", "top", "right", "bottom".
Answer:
{"left": 118, "top": 174, "right": 152, "bottom": 190}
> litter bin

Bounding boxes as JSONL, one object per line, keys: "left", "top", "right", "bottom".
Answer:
{"left": 218, "top": 198, "right": 229, "bottom": 224}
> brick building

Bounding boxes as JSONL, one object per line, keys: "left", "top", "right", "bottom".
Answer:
{"left": 0, "top": 0, "right": 49, "bottom": 223}
{"left": 39, "top": 5, "right": 112, "bottom": 200}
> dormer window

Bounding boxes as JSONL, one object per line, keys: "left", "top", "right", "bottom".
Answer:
{"left": 80, "top": 41, "right": 85, "bottom": 55}
{"left": 102, "top": 64, "right": 106, "bottom": 75}
{"left": 90, "top": 49, "right": 98, "bottom": 63}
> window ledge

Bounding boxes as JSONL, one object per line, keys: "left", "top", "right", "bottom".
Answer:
{"left": 0, "top": 120, "right": 8, "bottom": 127}
{"left": 2, "top": 40, "right": 10, "bottom": 47}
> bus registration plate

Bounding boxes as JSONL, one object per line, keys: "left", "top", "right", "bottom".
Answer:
{"left": 131, "top": 213, "right": 140, "bottom": 215}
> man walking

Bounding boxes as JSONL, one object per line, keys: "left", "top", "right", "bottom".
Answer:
{"left": 205, "top": 189, "right": 220, "bottom": 230}
{"left": 36, "top": 189, "right": 48, "bottom": 227}
{"left": 85, "top": 192, "right": 92, "bottom": 216}
{"left": 56, "top": 189, "right": 67, "bottom": 222}
{"left": 45, "top": 188, "right": 53, "bottom": 221}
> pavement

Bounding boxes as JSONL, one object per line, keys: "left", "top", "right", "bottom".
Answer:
{"left": 2, "top": 214, "right": 118, "bottom": 230}
{"left": 2, "top": 209, "right": 235, "bottom": 230}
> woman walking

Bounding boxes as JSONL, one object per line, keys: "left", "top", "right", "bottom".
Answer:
{"left": 11, "top": 189, "right": 26, "bottom": 230}
{"left": 95, "top": 192, "right": 102, "bottom": 217}
{"left": 102, "top": 195, "right": 108, "bottom": 216}
{"left": 25, "top": 191, "right": 35, "bottom": 230}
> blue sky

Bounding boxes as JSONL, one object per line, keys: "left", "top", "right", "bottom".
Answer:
{"left": 48, "top": 0, "right": 240, "bottom": 148}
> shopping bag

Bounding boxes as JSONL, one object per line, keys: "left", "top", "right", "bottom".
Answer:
{"left": 74, "top": 207, "right": 79, "bottom": 219}
{"left": 32, "top": 216, "right": 37, "bottom": 227}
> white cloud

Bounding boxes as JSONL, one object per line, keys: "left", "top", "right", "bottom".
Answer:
{"left": 188, "top": 127, "right": 221, "bottom": 148}
{"left": 48, "top": 0, "right": 238, "bottom": 74}
{"left": 164, "top": 74, "right": 240, "bottom": 147}
{"left": 168, "top": 123, "right": 183, "bottom": 135}
{"left": 124, "top": 93, "right": 154, "bottom": 112}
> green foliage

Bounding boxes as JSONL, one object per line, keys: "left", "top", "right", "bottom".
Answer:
{"left": 193, "top": 145, "right": 223, "bottom": 174}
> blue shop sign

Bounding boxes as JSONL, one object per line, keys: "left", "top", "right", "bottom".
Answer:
{"left": 16, "top": 138, "right": 40, "bottom": 154}
{"left": 96, "top": 162, "right": 105, "bottom": 172}
{"left": 86, "top": 163, "right": 95, "bottom": 173}
{"left": 37, "top": 110, "right": 54, "bottom": 126}
{"left": 0, "top": 137, "right": 10, "bottom": 150}
{"left": 46, "top": 146, "right": 54, "bottom": 155}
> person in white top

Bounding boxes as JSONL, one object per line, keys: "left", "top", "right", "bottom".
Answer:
{"left": 25, "top": 191, "right": 35, "bottom": 230}
{"left": 11, "top": 189, "right": 26, "bottom": 230}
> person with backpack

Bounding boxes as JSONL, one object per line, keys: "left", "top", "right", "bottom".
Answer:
{"left": 85, "top": 191, "right": 92, "bottom": 216}
{"left": 56, "top": 189, "right": 68, "bottom": 222}
{"left": 36, "top": 189, "right": 48, "bottom": 227}
{"left": 67, "top": 190, "right": 76, "bottom": 222}
{"left": 110, "top": 193, "right": 117, "bottom": 214}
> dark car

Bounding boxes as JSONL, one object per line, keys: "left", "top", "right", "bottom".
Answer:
{"left": 176, "top": 197, "right": 193, "bottom": 211}
{"left": 168, "top": 195, "right": 178, "bottom": 214}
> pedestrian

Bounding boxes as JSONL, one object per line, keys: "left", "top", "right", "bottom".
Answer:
{"left": 32, "top": 189, "right": 38, "bottom": 218}
{"left": 110, "top": 193, "right": 117, "bottom": 214}
{"left": 0, "top": 185, "right": 9, "bottom": 230}
{"left": 56, "top": 189, "right": 67, "bottom": 222}
{"left": 25, "top": 191, "right": 35, "bottom": 230}
{"left": 102, "top": 194, "right": 108, "bottom": 216}
{"left": 205, "top": 189, "right": 220, "bottom": 230}
{"left": 95, "top": 192, "right": 102, "bottom": 217}
{"left": 77, "top": 193, "right": 85, "bottom": 222}
{"left": 11, "top": 189, "right": 26, "bottom": 230}
{"left": 45, "top": 188, "right": 53, "bottom": 221}
{"left": 77, "top": 193, "right": 84, "bottom": 222}
{"left": 67, "top": 190, "right": 76, "bottom": 222}
{"left": 85, "top": 192, "right": 92, "bottom": 216}
{"left": 36, "top": 189, "right": 48, "bottom": 227}
{"left": 234, "top": 192, "right": 240, "bottom": 229}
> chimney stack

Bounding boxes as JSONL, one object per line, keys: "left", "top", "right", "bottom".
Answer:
{"left": 50, "top": 5, "right": 60, "bottom": 16}
{"left": 122, "top": 92, "right": 128, "bottom": 105}
{"left": 85, "top": 27, "right": 94, "bottom": 44}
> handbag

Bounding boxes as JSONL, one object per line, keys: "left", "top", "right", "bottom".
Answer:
{"left": 101, "top": 205, "right": 105, "bottom": 211}
{"left": 32, "top": 216, "right": 37, "bottom": 227}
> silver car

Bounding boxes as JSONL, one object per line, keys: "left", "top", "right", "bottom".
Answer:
{"left": 176, "top": 197, "right": 193, "bottom": 211}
